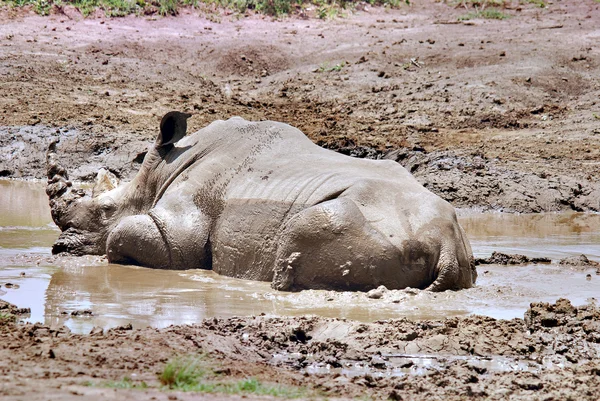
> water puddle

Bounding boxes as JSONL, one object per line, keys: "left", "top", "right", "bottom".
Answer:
{"left": 1, "top": 179, "right": 599, "bottom": 334}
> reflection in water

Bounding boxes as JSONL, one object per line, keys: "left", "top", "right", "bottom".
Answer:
{"left": 0, "top": 180, "right": 57, "bottom": 249}
{"left": 460, "top": 211, "right": 600, "bottom": 260}
{"left": 1, "top": 180, "right": 600, "bottom": 334}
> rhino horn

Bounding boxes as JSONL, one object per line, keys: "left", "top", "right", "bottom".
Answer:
{"left": 92, "top": 168, "right": 120, "bottom": 198}
{"left": 46, "top": 139, "right": 85, "bottom": 230}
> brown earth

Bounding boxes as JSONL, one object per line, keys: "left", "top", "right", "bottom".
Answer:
{"left": 1, "top": 298, "right": 600, "bottom": 400}
{"left": 0, "top": 0, "right": 599, "bottom": 212}
{"left": 2, "top": 1, "right": 600, "bottom": 399}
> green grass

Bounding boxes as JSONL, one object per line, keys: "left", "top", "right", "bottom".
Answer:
{"left": 453, "top": 0, "right": 508, "bottom": 8}
{"left": 158, "top": 355, "right": 306, "bottom": 397}
{"left": 86, "top": 377, "right": 149, "bottom": 389}
{"left": 0, "top": 312, "right": 16, "bottom": 325}
{"left": 159, "top": 356, "right": 209, "bottom": 388}
{"left": 174, "top": 377, "right": 306, "bottom": 397}
{"left": 83, "top": 356, "right": 307, "bottom": 398}
{"left": 458, "top": 7, "right": 510, "bottom": 20}
{"left": 316, "top": 61, "right": 346, "bottom": 72}
{"left": 0, "top": 0, "right": 406, "bottom": 17}
{"left": 521, "top": 0, "right": 546, "bottom": 7}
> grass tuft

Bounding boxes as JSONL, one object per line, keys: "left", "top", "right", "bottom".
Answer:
{"left": 85, "top": 377, "right": 149, "bottom": 389}
{"left": 520, "top": 0, "right": 546, "bottom": 7}
{"left": 159, "top": 355, "right": 208, "bottom": 388}
{"left": 157, "top": 355, "right": 306, "bottom": 397}
{"left": 316, "top": 61, "right": 346, "bottom": 73}
{"left": 458, "top": 8, "right": 510, "bottom": 20}
{"left": 0, "top": 0, "right": 407, "bottom": 17}
{"left": 0, "top": 313, "right": 16, "bottom": 326}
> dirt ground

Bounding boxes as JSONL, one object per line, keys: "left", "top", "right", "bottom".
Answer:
{"left": 2, "top": 298, "right": 600, "bottom": 400}
{"left": 1, "top": 0, "right": 599, "bottom": 212}
{"left": 2, "top": 0, "right": 600, "bottom": 399}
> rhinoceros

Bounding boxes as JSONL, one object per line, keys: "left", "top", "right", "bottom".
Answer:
{"left": 46, "top": 112, "right": 476, "bottom": 292}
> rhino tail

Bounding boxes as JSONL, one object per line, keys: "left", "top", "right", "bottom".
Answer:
{"left": 426, "top": 242, "right": 476, "bottom": 292}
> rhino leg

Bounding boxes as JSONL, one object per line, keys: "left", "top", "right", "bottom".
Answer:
{"left": 106, "top": 209, "right": 211, "bottom": 269}
{"left": 272, "top": 198, "right": 430, "bottom": 292}
{"left": 106, "top": 214, "right": 172, "bottom": 268}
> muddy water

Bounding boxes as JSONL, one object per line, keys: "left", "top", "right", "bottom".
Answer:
{"left": 1, "top": 179, "right": 599, "bottom": 334}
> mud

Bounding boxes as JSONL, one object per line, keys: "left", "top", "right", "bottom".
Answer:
{"left": 1, "top": 0, "right": 600, "bottom": 212}
{"left": 559, "top": 254, "right": 600, "bottom": 271}
{"left": 1, "top": 298, "right": 599, "bottom": 400}
{"left": 3, "top": 180, "right": 600, "bottom": 335}
{"left": 2, "top": 0, "right": 600, "bottom": 398}
{"left": 475, "top": 251, "right": 551, "bottom": 266}
{"left": 2, "top": 181, "right": 600, "bottom": 398}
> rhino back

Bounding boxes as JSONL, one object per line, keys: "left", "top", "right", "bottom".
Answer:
{"left": 149, "top": 118, "right": 427, "bottom": 280}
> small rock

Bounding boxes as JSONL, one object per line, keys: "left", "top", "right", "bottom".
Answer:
{"left": 370, "top": 355, "right": 387, "bottom": 369}
{"left": 367, "top": 285, "right": 388, "bottom": 299}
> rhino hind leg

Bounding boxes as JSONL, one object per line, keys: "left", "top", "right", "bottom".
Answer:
{"left": 272, "top": 198, "right": 413, "bottom": 292}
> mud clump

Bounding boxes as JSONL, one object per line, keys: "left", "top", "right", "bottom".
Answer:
{"left": 475, "top": 251, "right": 551, "bottom": 265}
{"left": 2, "top": 299, "right": 600, "bottom": 399}
{"left": 525, "top": 298, "right": 600, "bottom": 331}
{"left": 390, "top": 149, "right": 600, "bottom": 213}
{"left": 559, "top": 254, "right": 600, "bottom": 270}
{"left": 0, "top": 299, "right": 30, "bottom": 316}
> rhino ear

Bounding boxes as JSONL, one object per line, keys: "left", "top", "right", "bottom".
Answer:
{"left": 157, "top": 111, "right": 192, "bottom": 147}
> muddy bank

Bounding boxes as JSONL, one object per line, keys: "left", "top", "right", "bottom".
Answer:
{"left": 2, "top": 125, "right": 599, "bottom": 213}
{"left": 1, "top": 0, "right": 600, "bottom": 212}
{"left": 1, "top": 298, "right": 599, "bottom": 400}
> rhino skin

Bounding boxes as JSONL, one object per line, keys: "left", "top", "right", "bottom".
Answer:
{"left": 46, "top": 112, "right": 476, "bottom": 292}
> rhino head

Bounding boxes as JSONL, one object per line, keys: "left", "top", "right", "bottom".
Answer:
{"left": 46, "top": 111, "right": 191, "bottom": 256}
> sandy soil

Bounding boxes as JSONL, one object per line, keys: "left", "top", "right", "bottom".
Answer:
{"left": 2, "top": 1, "right": 600, "bottom": 399}
{"left": 0, "top": 0, "right": 599, "bottom": 212}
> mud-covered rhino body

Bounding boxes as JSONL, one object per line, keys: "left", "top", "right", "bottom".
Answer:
{"left": 47, "top": 113, "right": 476, "bottom": 291}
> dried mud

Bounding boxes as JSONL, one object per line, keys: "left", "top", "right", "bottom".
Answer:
{"left": 2, "top": 1, "right": 600, "bottom": 399}
{"left": 1, "top": 298, "right": 600, "bottom": 400}
{"left": 1, "top": 0, "right": 599, "bottom": 212}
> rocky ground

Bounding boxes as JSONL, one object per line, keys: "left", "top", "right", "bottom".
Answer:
{"left": 2, "top": 0, "right": 600, "bottom": 399}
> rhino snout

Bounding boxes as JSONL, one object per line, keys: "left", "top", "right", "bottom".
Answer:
{"left": 51, "top": 227, "right": 104, "bottom": 256}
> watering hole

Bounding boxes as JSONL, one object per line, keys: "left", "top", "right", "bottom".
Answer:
{"left": 1, "top": 179, "right": 599, "bottom": 334}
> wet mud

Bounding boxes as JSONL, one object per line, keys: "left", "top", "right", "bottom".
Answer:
{"left": 2, "top": 180, "right": 600, "bottom": 335}
{"left": 1, "top": 0, "right": 600, "bottom": 212}
{"left": 2, "top": 180, "right": 600, "bottom": 398}
{"left": 2, "top": 0, "right": 600, "bottom": 398}
{"left": 1, "top": 298, "right": 600, "bottom": 400}
{"left": 475, "top": 251, "right": 551, "bottom": 266}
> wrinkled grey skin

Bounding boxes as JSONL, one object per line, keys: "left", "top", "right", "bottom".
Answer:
{"left": 46, "top": 112, "right": 476, "bottom": 292}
